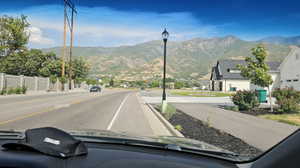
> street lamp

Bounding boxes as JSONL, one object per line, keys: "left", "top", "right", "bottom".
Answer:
{"left": 162, "top": 28, "right": 169, "bottom": 113}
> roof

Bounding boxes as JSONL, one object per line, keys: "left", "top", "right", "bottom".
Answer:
{"left": 211, "top": 59, "right": 280, "bottom": 80}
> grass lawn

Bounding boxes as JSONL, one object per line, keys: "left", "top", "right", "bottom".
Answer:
{"left": 171, "top": 90, "right": 233, "bottom": 97}
{"left": 260, "top": 113, "right": 300, "bottom": 126}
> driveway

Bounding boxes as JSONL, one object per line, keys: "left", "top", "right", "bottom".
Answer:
{"left": 172, "top": 103, "right": 299, "bottom": 150}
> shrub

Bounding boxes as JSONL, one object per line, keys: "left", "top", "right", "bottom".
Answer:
{"left": 157, "top": 104, "right": 177, "bottom": 120}
{"left": 21, "top": 86, "right": 27, "bottom": 94}
{"left": 273, "top": 88, "right": 300, "bottom": 113}
{"left": 231, "top": 90, "right": 259, "bottom": 111}
{"left": 59, "top": 77, "right": 67, "bottom": 84}
{"left": 50, "top": 75, "right": 57, "bottom": 84}
{"left": 0, "top": 88, "right": 6, "bottom": 95}
{"left": 223, "top": 105, "right": 239, "bottom": 112}
{"left": 15, "top": 87, "right": 22, "bottom": 94}
{"left": 7, "top": 88, "right": 16, "bottom": 95}
{"left": 174, "top": 125, "right": 183, "bottom": 132}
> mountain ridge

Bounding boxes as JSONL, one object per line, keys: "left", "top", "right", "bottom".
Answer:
{"left": 42, "top": 35, "right": 292, "bottom": 80}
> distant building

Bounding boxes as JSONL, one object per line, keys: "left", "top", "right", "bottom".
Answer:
{"left": 279, "top": 46, "right": 300, "bottom": 90}
{"left": 210, "top": 59, "right": 280, "bottom": 92}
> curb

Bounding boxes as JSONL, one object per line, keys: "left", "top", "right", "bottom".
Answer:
{"left": 146, "top": 103, "right": 184, "bottom": 137}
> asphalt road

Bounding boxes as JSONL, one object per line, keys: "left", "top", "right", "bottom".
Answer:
{"left": 0, "top": 90, "right": 156, "bottom": 136}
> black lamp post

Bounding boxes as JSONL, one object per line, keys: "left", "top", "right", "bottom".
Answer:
{"left": 162, "top": 29, "right": 169, "bottom": 111}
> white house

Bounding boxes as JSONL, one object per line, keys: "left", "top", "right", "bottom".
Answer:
{"left": 279, "top": 46, "right": 300, "bottom": 90}
{"left": 210, "top": 59, "right": 280, "bottom": 92}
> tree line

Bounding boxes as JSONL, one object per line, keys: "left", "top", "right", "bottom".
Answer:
{"left": 0, "top": 15, "right": 90, "bottom": 82}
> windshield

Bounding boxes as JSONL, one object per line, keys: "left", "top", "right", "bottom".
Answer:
{"left": 0, "top": 0, "right": 299, "bottom": 162}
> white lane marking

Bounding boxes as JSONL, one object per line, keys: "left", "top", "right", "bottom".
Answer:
{"left": 107, "top": 93, "right": 130, "bottom": 130}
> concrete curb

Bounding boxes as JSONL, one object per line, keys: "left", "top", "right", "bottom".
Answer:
{"left": 146, "top": 103, "right": 184, "bottom": 137}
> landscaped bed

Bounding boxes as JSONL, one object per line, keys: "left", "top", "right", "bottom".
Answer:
{"left": 153, "top": 104, "right": 262, "bottom": 156}
{"left": 219, "top": 105, "right": 300, "bottom": 126}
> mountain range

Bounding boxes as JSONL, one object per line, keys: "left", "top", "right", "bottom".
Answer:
{"left": 258, "top": 36, "right": 300, "bottom": 45}
{"left": 42, "top": 35, "right": 295, "bottom": 81}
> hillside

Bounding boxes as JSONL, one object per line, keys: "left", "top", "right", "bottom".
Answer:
{"left": 259, "top": 36, "right": 300, "bottom": 45}
{"left": 42, "top": 36, "right": 291, "bottom": 80}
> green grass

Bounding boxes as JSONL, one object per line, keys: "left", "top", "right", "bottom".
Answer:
{"left": 260, "top": 113, "right": 300, "bottom": 126}
{"left": 171, "top": 90, "right": 233, "bottom": 97}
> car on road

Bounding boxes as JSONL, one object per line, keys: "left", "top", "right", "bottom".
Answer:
{"left": 90, "top": 86, "right": 101, "bottom": 92}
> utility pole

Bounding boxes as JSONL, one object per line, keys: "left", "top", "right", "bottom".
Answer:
{"left": 61, "top": 0, "right": 77, "bottom": 90}
{"left": 69, "top": 9, "right": 75, "bottom": 90}
{"left": 61, "top": 1, "right": 67, "bottom": 91}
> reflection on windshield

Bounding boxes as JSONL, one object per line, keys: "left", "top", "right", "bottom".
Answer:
{"left": 0, "top": 0, "right": 300, "bottom": 162}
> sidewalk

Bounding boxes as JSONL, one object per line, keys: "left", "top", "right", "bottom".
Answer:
{"left": 172, "top": 103, "right": 299, "bottom": 150}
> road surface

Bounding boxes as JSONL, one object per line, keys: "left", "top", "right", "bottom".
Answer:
{"left": 0, "top": 90, "right": 168, "bottom": 136}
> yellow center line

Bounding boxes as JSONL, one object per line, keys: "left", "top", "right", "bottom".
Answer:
{"left": 0, "top": 92, "right": 87, "bottom": 107}
{"left": 0, "top": 94, "right": 101, "bottom": 126}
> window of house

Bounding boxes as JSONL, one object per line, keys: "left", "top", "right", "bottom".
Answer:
{"left": 293, "top": 79, "right": 299, "bottom": 82}
{"left": 287, "top": 80, "right": 292, "bottom": 82}
{"left": 296, "top": 54, "right": 299, "bottom": 60}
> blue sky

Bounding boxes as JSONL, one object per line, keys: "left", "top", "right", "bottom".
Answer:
{"left": 1, "top": 0, "right": 300, "bottom": 48}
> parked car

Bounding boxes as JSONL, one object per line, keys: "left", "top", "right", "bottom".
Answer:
{"left": 90, "top": 86, "right": 101, "bottom": 92}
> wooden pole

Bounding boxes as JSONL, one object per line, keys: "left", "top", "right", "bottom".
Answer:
{"left": 61, "top": 1, "right": 67, "bottom": 90}
{"left": 69, "top": 10, "right": 74, "bottom": 90}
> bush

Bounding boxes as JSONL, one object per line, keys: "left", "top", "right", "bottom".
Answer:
{"left": 21, "top": 86, "right": 27, "bottom": 94}
{"left": 7, "top": 88, "right": 16, "bottom": 95}
{"left": 59, "top": 77, "right": 67, "bottom": 84}
{"left": 157, "top": 104, "right": 177, "bottom": 120}
{"left": 15, "top": 87, "right": 22, "bottom": 94}
{"left": 174, "top": 125, "right": 183, "bottom": 132}
{"left": 223, "top": 105, "right": 239, "bottom": 111}
{"left": 231, "top": 90, "right": 259, "bottom": 111}
{"left": 273, "top": 88, "right": 300, "bottom": 113}
{"left": 50, "top": 75, "right": 57, "bottom": 84}
{"left": 0, "top": 88, "right": 6, "bottom": 95}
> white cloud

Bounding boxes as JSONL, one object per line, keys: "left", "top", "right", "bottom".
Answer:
{"left": 1, "top": 5, "right": 219, "bottom": 47}
{"left": 27, "top": 26, "right": 54, "bottom": 45}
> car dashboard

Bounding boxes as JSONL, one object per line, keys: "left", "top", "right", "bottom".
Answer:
{"left": 0, "top": 139, "right": 239, "bottom": 168}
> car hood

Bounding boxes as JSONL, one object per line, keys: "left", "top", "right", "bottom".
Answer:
{"left": 68, "top": 129, "right": 229, "bottom": 153}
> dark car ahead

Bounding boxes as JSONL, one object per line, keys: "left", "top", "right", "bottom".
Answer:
{"left": 90, "top": 86, "right": 101, "bottom": 92}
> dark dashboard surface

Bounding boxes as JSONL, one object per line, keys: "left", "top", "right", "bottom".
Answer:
{"left": 0, "top": 140, "right": 238, "bottom": 168}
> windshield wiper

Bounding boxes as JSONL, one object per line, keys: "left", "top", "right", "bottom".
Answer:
{"left": 75, "top": 135, "right": 243, "bottom": 161}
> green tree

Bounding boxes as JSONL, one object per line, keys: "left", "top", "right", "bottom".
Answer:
{"left": 0, "top": 15, "right": 29, "bottom": 57}
{"left": 150, "top": 80, "right": 160, "bottom": 88}
{"left": 174, "top": 81, "right": 184, "bottom": 89}
{"left": 0, "top": 49, "right": 57, "bottom": 76}
{"left": 86, "top": 79, "right": 98, "bottom": 85}
{"left": 70, "top": 57, "right": 90, "bottom": 79}
{"left": 237, "top": 44, "right": 274, "bottom": 112}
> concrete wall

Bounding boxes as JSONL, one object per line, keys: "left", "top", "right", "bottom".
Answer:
{"left": 280, "top": 47, "right": 300, "bottom": 90}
